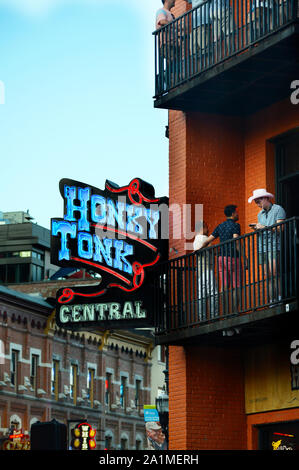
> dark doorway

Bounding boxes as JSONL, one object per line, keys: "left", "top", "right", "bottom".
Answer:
{"left": 275, "top": 130, "right": 299, "bottom": 218}
{"left": 258, "top": 420, "right": 299, "bottom": 450}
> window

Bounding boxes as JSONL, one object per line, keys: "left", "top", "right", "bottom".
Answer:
{"left": 70, "top": 364, "right": 78, "bottom": 404}
{"left": 87, "top": 368, "right": 95, "bottom": 407}
{"left": 31, "top": 264, "right": 44, "bottom": 282}
{"left": 104, "top": 435, "right": 112, "bottom": 450}
{"left": 10, "top": 350, "right": 19, "bottom": 389}
{"left": 120, "top": 376, "right": 127, "bottom": 409}
{"left": 105, "top": 373, "right": 112, "bottom": 408}
{"left": 135, "top": 379, "right": 141, "bottom": 409}
{"left": 2, "top": 264, "right": 30, "bottom": 283}
{"left": 51, "top": 360, "right": 59, "bottom": 400}
{"left": 158, "top": 345, "right": 166, "bottom": 363}
{"left": 7, "top": 265, "right": 18, "bottom": 283}
{"left": 0, "top": 265, "right": 5, "bottom": 283}
{"left": 30, "top": 354, "right": 39, "bottom": 392}
{"left": 32, "top": 251, "right": 44, "bottom": 261}
{"left": 120, "top": 437, "right": 128, "bottom": 450}
{"left": 19, "top": 251, "right": 31, "bottom": 258}
{"left": 136, "top": 439, "right": 142, "bottom": 450}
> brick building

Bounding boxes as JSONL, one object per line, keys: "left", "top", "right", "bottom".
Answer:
{"left": 0, "top": 212, "right": 59, "bottom": 283}
{"left": 0, "top": 280, "right": 166, "bottom": 450}
{"left": 152, "top": 0, "right": 299, "bottom": 449}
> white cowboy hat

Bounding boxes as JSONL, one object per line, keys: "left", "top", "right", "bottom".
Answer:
{"left": 146, "top": 421, "right": 161, "bottom": 430}
{"left": 248, "top": 188, "right": 274, "bottom": 203}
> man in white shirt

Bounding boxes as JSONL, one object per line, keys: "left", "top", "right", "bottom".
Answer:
{"left": 193, "top": 220, "right": 218, "bottom": 320}
{"left": 155, "top": 0, "right": 176, "bottom": 92}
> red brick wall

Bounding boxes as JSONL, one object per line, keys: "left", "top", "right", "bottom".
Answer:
{"left": 169, "top": 111, "right": 188, "bottom": 257}
{"left": 186, "top": 111, "right": 245, "bottom": 239}
{"left": 169, "top": 346, "right": 188, "bottom": 449}
{"left": 244, "top": 98, "right": 299, "bottom": 227}
{"left": 169, "top": 346, "right": 246, "bottom": 450}
{"left": 169, "top": 99, "right": 299, "bottom": 259}
{"left": 169, "top": 110, "right": 245, "bottom": 255}
{"left": 172, "top": 0, "right": 190, "bottom": 18}
{"left": 167, "top": 97, "right": 299, "bottom": 450}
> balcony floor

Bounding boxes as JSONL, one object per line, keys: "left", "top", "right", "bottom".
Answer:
{"left": 154, "top": 23, "right": 299, "bottom": 115}
{"left": 154, "top": 300, "right": 298, "bottom": 347}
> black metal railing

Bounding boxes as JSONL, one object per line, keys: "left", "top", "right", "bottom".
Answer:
{"left": 153, "top": 0, "right": 298, "bottom": 97}
{"left": 154, "top": 217, "right": 298, "bottom": 334}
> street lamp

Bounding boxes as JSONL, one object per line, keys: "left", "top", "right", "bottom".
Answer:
{"left": 155, "top": 393, "right": 169, "bottom": 444}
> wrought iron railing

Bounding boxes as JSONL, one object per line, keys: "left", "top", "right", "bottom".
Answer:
{"left": 153, "top": 217, "right": 298, "bottom": 335}
{"left": 153, "top": 0, "right": 298, "bottom": 98}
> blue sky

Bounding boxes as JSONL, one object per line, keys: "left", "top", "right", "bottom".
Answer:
{"left": 0, "top": 0, "right": 169, "bottom": 229}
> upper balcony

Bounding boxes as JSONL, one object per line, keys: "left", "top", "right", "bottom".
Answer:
{"left": 153, "top": 217, "right": 298, "bottom": 346}
{"left": 153, "top": 0, "right": 299, "bottom": 114}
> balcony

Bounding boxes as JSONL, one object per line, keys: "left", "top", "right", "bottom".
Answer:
{"left": 153, "top": 218, "right": 298, "bottom": 346}
{"left": 153, "top": 0, "right": 299, "bottom": 114}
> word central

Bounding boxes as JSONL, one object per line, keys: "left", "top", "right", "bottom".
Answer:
{"left": 59, "top": 301, "right": 146, "bottom": 324}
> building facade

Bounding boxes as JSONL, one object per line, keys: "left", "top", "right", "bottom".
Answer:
{"left": 0, "top": 280, "right": 166, "bottom": 450}
{"left": 153, "top": 0, "right": 299, "bottom": 449}
{"left": 0, "top": 212, "right": 59, "bottom": 283}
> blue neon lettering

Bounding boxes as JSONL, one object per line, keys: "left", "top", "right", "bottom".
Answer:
{"left": 113, "top": 240, "right": 133, "bottom": 274}
{"left": 93, "top": 235, "right": 113, "bottom": 266}
{"left": 91, "top": 194, "right": 106, "bottom": 224}
{"left": 126, "top": 204, "right": 144, "bottom": 235}
{"left": 52, "top": 220, "right": 77, "bottom": 261}
{"left": 145, "top": 208, "right": 160, "bottom": 239}
{"left": 64, "top": 185, "right": 90, "bottom": 232}
{"left": 78, "top": 232, "right": 93, "bottom": 259}
{"left": 107, "top": 198, "right": 126, "bottom": 230}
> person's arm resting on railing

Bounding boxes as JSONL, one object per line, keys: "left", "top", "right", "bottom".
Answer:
{"left": 255, "top": 219, "right": 285, "bottom": 230}
{"left": 198, "top": 234, "right": 215, "bottom": 249}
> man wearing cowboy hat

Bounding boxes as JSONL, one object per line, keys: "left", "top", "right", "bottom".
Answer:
{"left": 145, "top": 421, "right": 167, "bottom": 450}
{"left": 248, "top": 188, "right": 286, "bottom": 303}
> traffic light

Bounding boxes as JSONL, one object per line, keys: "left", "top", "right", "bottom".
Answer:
{"left": 70, "top": 422, "right": 96, "bottom": 450}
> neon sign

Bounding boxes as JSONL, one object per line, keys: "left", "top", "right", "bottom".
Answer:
{"left": 2, "top": 429, "right": 30, "bottom": 450}
{"left": 51, "top": 178, "right": 168, "bottom": 329}
{"left": 70, "top": 422, "right": 96, "bottom": 450}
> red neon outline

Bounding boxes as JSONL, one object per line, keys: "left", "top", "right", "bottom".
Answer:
{"left": 92, "top": 224, "right": 158, "bottom": 252}
{"left": 108, "top": 254, "right": 160, "bottom": 292}
{"left": 9, "top": 433, "right": 25, "bottom": 440}
{"left": 58, "top": 287, "right": 107, "bottom": 304}
{"left": 71, "top": 257, "right": 131, "bottom": 285}
{"left": 105, "top": 178, "right": 159, "bottom": 206}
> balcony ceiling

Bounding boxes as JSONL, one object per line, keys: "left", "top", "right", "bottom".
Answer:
{"left": 154, "top": 300, "right": 298, "bottom": 347}
{"left": 154, "top": 24, "right": 299, "bottom": 115}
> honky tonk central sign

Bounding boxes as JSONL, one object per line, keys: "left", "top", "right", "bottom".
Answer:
{"left": 51, "top": 178, "right": 168, "bottom": 329}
